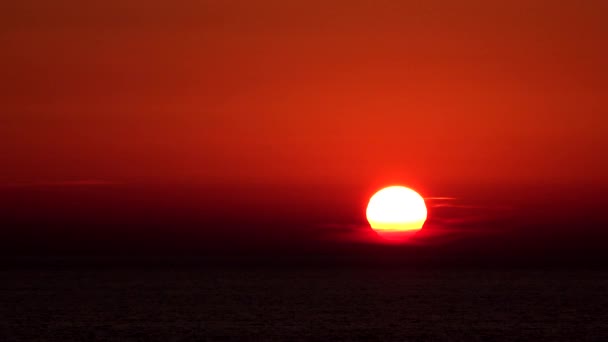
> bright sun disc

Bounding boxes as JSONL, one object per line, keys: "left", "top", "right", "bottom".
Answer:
{"left": 366, "top": 186, "right": 427, "bottom": 239}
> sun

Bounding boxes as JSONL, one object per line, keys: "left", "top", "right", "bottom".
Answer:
{"left": 366, "top": 186, "right": 427, "bottom": 240}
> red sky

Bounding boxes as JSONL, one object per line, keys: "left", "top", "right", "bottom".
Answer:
{"left": 2, "top": 0, "right": 607, "bottom": 188}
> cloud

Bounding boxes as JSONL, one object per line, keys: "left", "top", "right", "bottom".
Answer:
{"left": 0, "top": 180, "right": 121, "bottom": 188}
{"left": 424, "top": 196, "right": 458, "bottom": 201}
{"left": 315, "top": 222, "right": 379, "bottom": 243}
{"left": 316, "top": 196, "right": 516, "bottom": 245}
{"left": 430, "top": 203, "right": 503, "bottom": 209}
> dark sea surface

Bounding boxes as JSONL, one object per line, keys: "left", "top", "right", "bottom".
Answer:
{"left": 1, "top": 267, "right": 607, "bottom": 341}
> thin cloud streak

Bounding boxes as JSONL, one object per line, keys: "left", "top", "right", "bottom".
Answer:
{"left": 425, "top": 197, "right": 458, "bottom": 201}
{"left": 317, "top": 197, "right": 516, "bottom": 245}
{"left": 0, "top": 180, "right": 121, "bottom": 188}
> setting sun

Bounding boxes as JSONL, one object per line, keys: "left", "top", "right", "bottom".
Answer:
{"left": 366, "top": 186, "right": 427, "bottom": 240}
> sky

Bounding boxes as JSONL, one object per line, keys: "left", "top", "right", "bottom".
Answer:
{"left": 1, "top": 1, "right": 607, "bottom": 263}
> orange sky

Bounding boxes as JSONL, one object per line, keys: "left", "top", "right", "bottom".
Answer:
{"left": 2, "top": 0, "right": 607, "bottom": 187}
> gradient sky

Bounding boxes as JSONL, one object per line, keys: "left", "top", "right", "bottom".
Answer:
{"left": 2, "top": 1, "right": 608, "bottom": 263}
{"left": 2, "top": 0, "right": 607, "bottom": 187}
